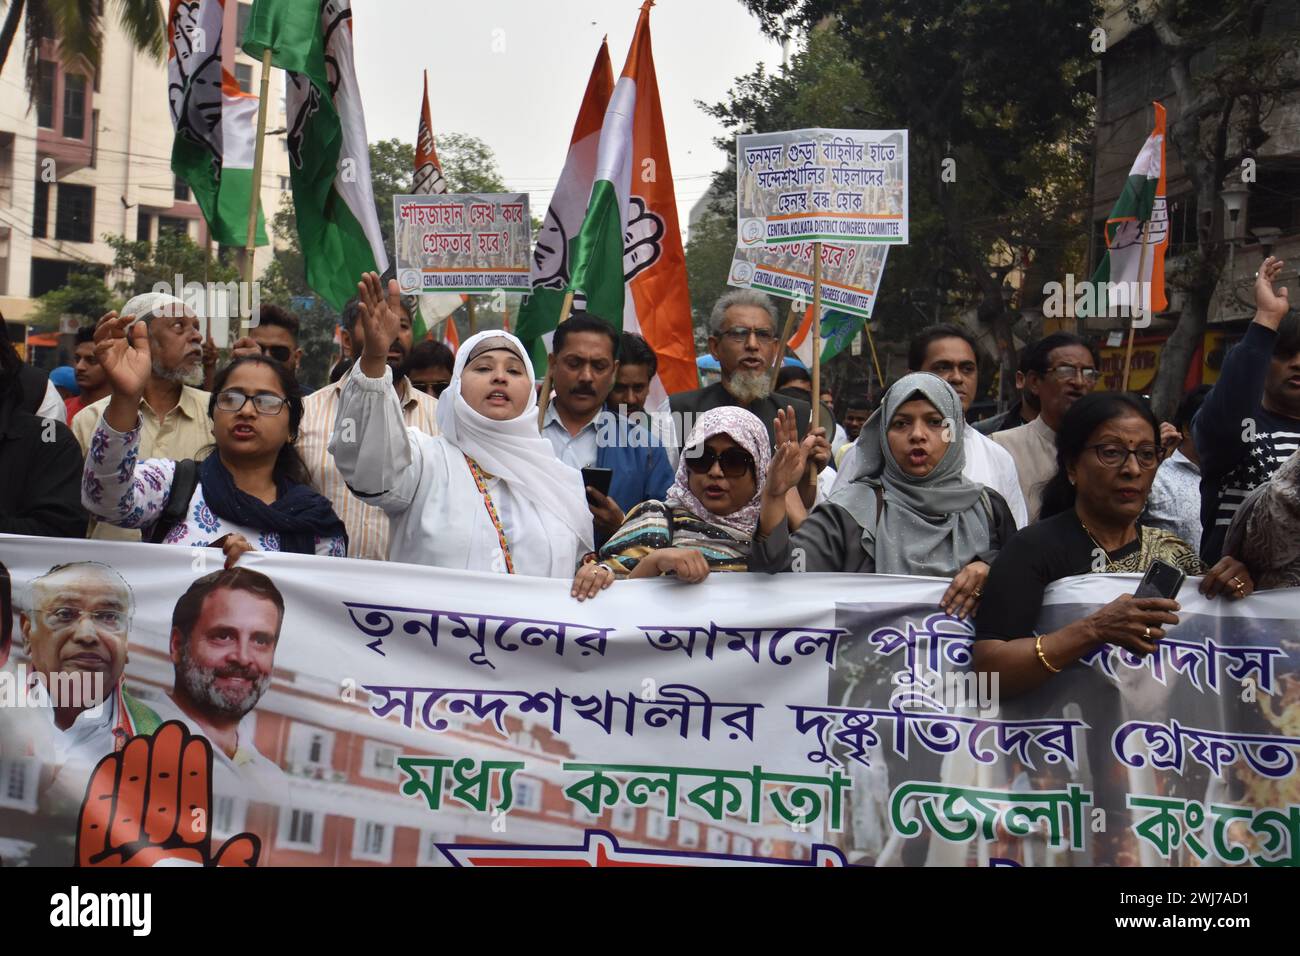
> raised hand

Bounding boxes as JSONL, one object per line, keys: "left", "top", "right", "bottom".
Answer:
{"left": 76, "top": 721, "right": 260, "bottom": 868}
{"left": 766, "top": 409, "right": 816, "bottom": 500}
{"left": 1255, "top": 256, "right": 1290, "bottom": 327}
{"left": 356, "top": 271, "right": 402, "bottom": 374}
{"left": 230, "top": 335, "right": 262, "bottom": 360}
{"left": 94, "top": 310, "right": 151, "bottom": 401}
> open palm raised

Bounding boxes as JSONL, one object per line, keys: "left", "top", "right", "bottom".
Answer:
{"left": 93, "top": 311, "right": 152, "bottom": 400}
{"left": 356, "top": 271, "right": 403, "bottom": 362}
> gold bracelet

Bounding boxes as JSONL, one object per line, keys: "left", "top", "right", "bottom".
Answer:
{"left": 1035, "top": 634, "right": 1061, "bottom": 674}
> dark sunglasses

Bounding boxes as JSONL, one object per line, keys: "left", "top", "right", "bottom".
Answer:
{"left": 258, "top": 344, "right": 293, "bottom": 363}
{"left": 684, "top": 446, "right": 755, "bottom": 479}
{"left": 413, "top": 381, "right": 450, "bottom": 397}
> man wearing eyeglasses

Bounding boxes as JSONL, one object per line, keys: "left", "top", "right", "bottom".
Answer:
{"left": 231, "top": 305, "right": 314, "bottom": 397}
{"left": 993, "top": 333, "right": 1101, "bottom": 522}
{"left": 16, "top": 562, "right": 153, "bottom": 766}
{"left": 297, "top": 294, "right": 439, "bottom": 559}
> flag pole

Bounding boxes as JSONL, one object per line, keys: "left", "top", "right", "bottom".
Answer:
{"left": 1121, "top": 219, "right": 1150, "bottom": 392}
{"left": 467, "top": 296, "right": 477, "bottom": 336}
{"left": 242, "top": 47, "right": 274, "bottom": 334}
{"left": 536, "top": 291, "right": 574, "bottom": 431}
{"left": 863, "top": 320, "right": 883, "bottom": 387}
{"left": 770, "top": 300, "right": 800, "bottom": 391}
{"left": 810, "top": 241, "right": 823, "bottom": 432}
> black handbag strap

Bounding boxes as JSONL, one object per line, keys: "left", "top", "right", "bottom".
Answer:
{"left": 149, "top": 459, "right": 200, "bottom": 544}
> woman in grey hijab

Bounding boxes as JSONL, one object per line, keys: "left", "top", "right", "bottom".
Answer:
{"left": 750, "top": 372, "right": 1018, "bottom": 619}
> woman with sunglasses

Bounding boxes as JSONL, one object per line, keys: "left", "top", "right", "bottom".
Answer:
{"left": 82, "top": 314, "right": 346, "bottom": 566}
{"left": 973, "top": 392, "right": 1254, "bottom": 699}
{"left": 571, "top": 407, "right": 772, "bottom": 600}
{"left": 751, "top": 373, "right": 1016, "bottom": 620}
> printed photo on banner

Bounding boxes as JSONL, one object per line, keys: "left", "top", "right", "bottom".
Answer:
{"left": 727, "top": 241, "right": 889, "bottom": 320}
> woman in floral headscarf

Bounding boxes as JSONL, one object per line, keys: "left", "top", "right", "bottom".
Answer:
{"left": 570, "top": 407, "right": 771, "bottom": 600}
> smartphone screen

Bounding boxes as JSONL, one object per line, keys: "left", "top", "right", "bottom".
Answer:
{"left": 581, "top": 467, "right": 613, "bottom": 498}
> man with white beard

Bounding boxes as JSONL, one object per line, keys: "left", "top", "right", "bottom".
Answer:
{"left": 666, "top": 290, "right": 821, "bottom": 454}
{"left": 140, "top": 568, "right": 289, "bottom": 805}
{"left": 71, "top": 294, "right": 214, "bottom": 541}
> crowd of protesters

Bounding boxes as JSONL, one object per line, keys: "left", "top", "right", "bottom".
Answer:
{"left": 5, "top": 256, "right": 1298, "bottom": 698}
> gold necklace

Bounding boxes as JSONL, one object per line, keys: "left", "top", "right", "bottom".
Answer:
{"left": 1078, "top": 515, "right": 1135, "bottom": 558}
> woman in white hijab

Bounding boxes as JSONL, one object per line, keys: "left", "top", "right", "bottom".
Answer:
{"left": 329, "top": 273, "right": 593, "bottom": 575}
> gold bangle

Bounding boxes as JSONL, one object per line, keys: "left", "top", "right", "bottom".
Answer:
{"left": 1035, "top": 635, "right": 1061, "bottom": 674}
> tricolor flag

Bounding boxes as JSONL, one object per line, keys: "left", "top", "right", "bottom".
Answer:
{"left": 564, "top": 2, "right": 696, "bottom": 399}
{"left": 515, "top": 38, "right": 614, "bottom": 373}
{"left": 167, "top": 0, "right": 268, "bottom": 247}
{"left": 787, "top": 304, "right": 871, "bottom": 367}
{"left": 1082, "top": 101, "right": 1168, "bottom": 318}
{"left": 442, "top": 312, "right": 460, "bottom": 355}
{"left": 411, "top": 69, "right": 466, "bottom": 342}
{"left": 242, "top": 0, "right": 388, "bottom": 310}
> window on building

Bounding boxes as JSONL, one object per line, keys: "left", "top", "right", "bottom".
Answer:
{"left": 55, "top": 184, "right": 94, "bottom": 242}
{"left": 30, "top": 258, "right": 72, "bottom": 297}
{"left": 421, "top": 831, "right": 453, "bottom": 867}
{"left": 211, "top": 796, "right": 247, "bottom": 838}
{"left": 136, "top": 210, "right": 152, "bottom": 243}
{"left": 278, "top": 806, "right": 322, "bottom": 852}
{"left": 236, "top": 63, "right": 253, "bottom": 94}
{"left": 352, "top": 819, "right": 392, "bottom": 863}
{"left": 36, "top": 62, "right": 56, "bottom": 128}
{"left": 0, "top": 757, "right": 37, "bottom": 811}
{"left": 287, "top": 723, "right": 334, "bottom": 769}
{"left": 677, "top": 820, "right": 700, "bottom": 848}
{"left": 360, "top": 740, "right": 399, "bottom": 781}
{"left": 279, "top": 175, "right": 290, "bottom": 191}
{"left": 706, "top": 828, "right": 729, "bottom": 854}
{"left": 33, "top": 179, "right": 49, "bottom": 238}
{"left": 512, "top": 777, "right": 541, "bottom": 813}
{"left": 158, "top": 216, "right": 190, "bottom": 239}
{"left": 89, "top": 109, "right": 99, "bottom": 167}
{"left": 646, "top": 810, "right": 671, "bottom": 841}
{"left": 733, "top": 836, "right": 754, "bottom": 857}
{"left": 62, "top": 74, "right": 87, "bottom": 139}
{"left": 174, "top": 175, "right": 191, "bottom": 202}
{"left": 0, "top": 133, "right": 14, "bottom": 207}
{"left": 0, "top": 228, "right": 10, "bottom": 296}
{"left": 613, "top": 805, "right": 637, "bottom": 833}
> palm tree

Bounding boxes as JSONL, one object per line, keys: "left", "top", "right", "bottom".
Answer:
{"left": 0, "top": 0, "right": 165, "bottom": 97}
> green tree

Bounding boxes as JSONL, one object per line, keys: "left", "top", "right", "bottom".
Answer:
{"left": 29, "top": 267, "right": 117, "bottom": 329}
{"left": 0, "top": 0, "right": 164, "bottom": 97}
{"left": 106, "top": 231, "right": 239, "bottom": 300}
{"left": 735, "top": 1, "right": 1097, "bottom": 405}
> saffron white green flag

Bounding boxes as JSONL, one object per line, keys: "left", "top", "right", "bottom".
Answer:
{"left": 1081, "top": 101, "right": 1168, "bottom": 319}
{"left": 167, "top": 0, "right": 267, "bottom": 247}
{"left": 411, "top": 69, "right": 464, "bottom": 343}
{"left": 515, "top": 39, "right": 613, "bottom": 374}
{"left": 564, "top": 2, "right": 696, "bottom": 398}
{"left": 243, "top": 0, "right": 387, "bottom": 310}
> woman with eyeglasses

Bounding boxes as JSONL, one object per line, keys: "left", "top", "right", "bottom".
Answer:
{"left": 973, "top": 392, "right": 1254, "bottom": 698}
{"left": 571, "top": 407, "right": 772, "bottom": 600}
{"left": 82, "top": 314, "right": 347, "bottom": 566}
{"left": 749, "top": 373, "right": 1017, "bottom": 620}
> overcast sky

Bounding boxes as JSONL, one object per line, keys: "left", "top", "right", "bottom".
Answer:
{"left": 351, "top": 0, "right": 785, "bottom": 228}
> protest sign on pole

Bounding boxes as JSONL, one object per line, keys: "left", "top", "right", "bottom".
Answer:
{"left": 393, "top": 193, "right": 532, "bottom": 295}
{"left": 737, "top": 128, "right": 909, "bottom": 247}
{"left": 728, "top": 240, "right": 889, "bottom": 321}
{"left": 3, "top": 534, "right": 1297, "bottom": 868}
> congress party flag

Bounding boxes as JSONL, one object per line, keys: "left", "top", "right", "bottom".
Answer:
{"left": 167, "top": 0, "right": 267, "bottom": 247}
{"left": 515, "top": 39, "right": 614, "bottom": 374}
{"left": 565, "top": 2, "right": 696, "bottom": 398}
{"left": 1081, "top": 101, "right": 1169, "bottom": 318}
{"left": 242, "top": 0, "right": 388, "bottom": 310}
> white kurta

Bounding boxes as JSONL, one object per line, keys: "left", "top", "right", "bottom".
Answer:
{"left": 329, "top": 362, "right": 587, "bottom": 577}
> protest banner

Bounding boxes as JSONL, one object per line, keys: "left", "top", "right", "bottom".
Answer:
{"left": 1, "top": 534, "right": 1295, "bottom": 868}
{"left": 393, "top": 193, "right": 532, "bottom": 295}
{"left": 737, "top": 128, "right": 909, "bottom": 247}
{"left": 728, "top": 241, "right": 888, "bottom": 321}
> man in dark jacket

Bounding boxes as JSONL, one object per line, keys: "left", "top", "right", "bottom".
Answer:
{"left": 1194, "top": 255, "right": 1300, "bottom": 563}
{"left": 0, "top": 333, "right": 87, "bottom": 538}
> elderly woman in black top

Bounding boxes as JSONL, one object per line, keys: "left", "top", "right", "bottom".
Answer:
{"left": 973, "top": 392, "right": 1254, "bottom": 699}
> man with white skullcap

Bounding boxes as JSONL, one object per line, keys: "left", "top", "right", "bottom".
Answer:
{"left": 71, "top": 295, "right": 214, "bottom": 541}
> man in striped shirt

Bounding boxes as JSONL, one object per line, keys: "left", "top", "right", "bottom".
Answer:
{"left": 1194, "top": 255, "right": 1300, "bottom": 563}
{"left": 297, "top": 297, "right": 438, "bottom": 560}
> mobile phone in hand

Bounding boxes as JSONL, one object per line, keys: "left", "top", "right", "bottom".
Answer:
{"left": 581, "top": 467, "right": 613, "bottom": 499}
{"left": 1134, "top": 558, "right": 1186, "bottom": 601}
